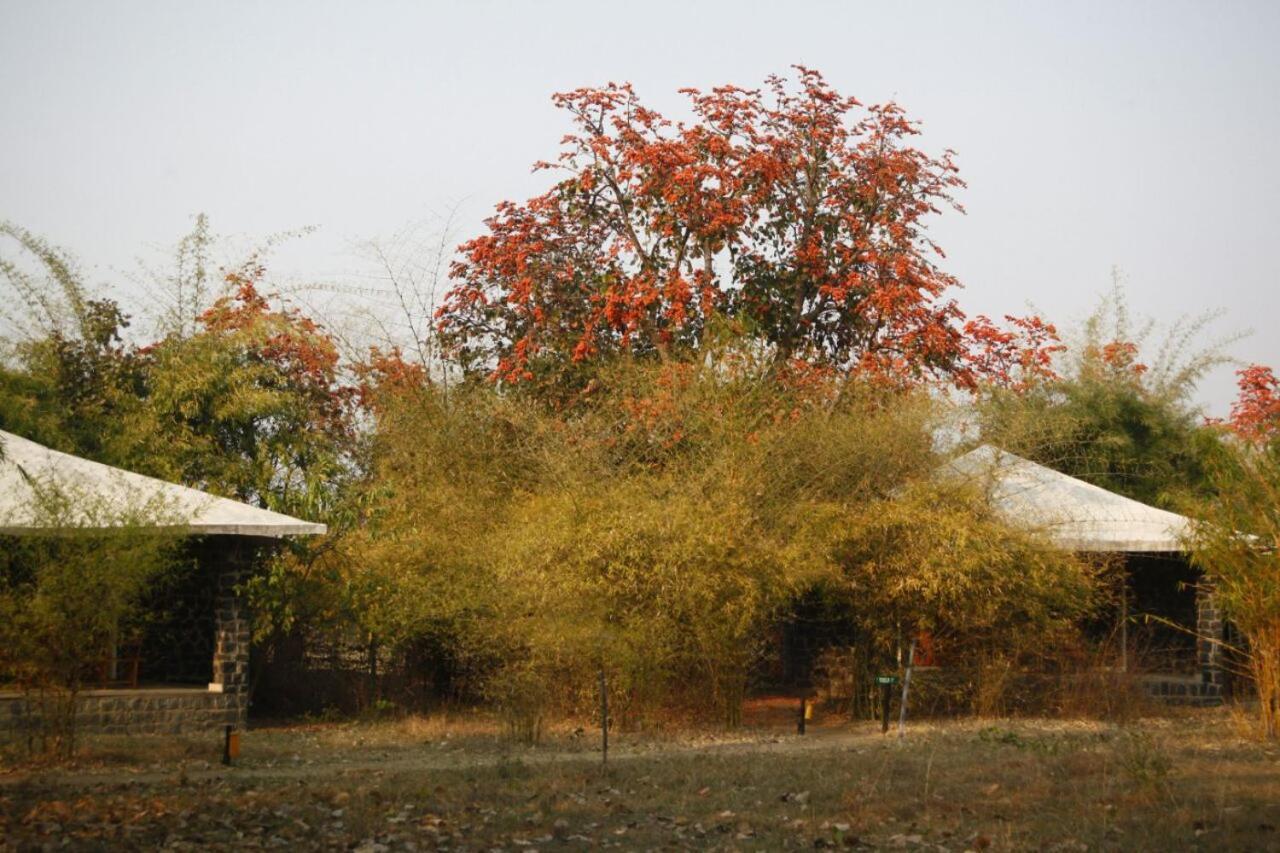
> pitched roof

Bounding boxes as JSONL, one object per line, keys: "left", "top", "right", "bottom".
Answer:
{"left": 945, "top": 444, "right": 1192, "bottom": 552}
{"left": 0, "top": 430, "right": 326, "bottom": 537}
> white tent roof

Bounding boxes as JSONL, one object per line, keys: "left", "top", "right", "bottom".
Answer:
{"left": 0, "top": 430, "right": 326, "bottom": 537}
{"left": 945, "top": 445, "right": 1192, "bottom": 553}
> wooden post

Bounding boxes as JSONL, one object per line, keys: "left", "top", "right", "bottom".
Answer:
{"left": 797, "top": 697, "right": 807, "bottom": 735}
{"left": 598, "top": 666, "right": 608, "bottom": 765}
{"left": 897, "top": 639, "right": 916, "bottom": 739}
{"left": 851, "top": 648, "right": 861, "bottom": 721}
{"left": 880, "top": 681, "right": 892, "bottom": 734}
{"left": 1120, "top": 578, "right": 1129, "bottom": 674}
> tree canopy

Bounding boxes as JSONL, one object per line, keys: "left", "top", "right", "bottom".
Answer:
{"left": 438, "top": 69, "right": 1055, "bottom": 397}
{"left": 974, "top": 290, "right": 1230, "bottom": 509}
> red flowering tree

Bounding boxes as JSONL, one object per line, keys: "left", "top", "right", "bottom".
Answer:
{"left": 963, "top": 314, "right": 1064, "bottom": 392}
{"left": 1227, "top": 364, "right": 1280, "bottom": 444}
{"left": 439, "top": 68, "right": 1035, "bottom": 391}
{"left": 141, "top": 260, "right": 358, "bottom": 510}
{"left": 352, "top": 345, "right": 431, "bottom": 414}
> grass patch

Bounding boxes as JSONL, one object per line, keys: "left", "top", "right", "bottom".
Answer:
{"left": 3, "top": 710, "right": 1279, "bottom": 850}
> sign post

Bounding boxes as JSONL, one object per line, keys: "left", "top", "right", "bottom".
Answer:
{"left": 599, "top": 666, "right": 608, "bottom": 765}
{"left": 897, "top": 639, "right": 917, "bottom": 739}
{"left": 875, "top": 675, "right": 898, "bottom": 734}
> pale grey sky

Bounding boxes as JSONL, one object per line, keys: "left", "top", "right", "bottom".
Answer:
{"left": 2, "top": 0, "right": 1277, "bottom": 413}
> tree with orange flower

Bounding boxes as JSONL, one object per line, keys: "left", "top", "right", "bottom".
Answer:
{"left": 439, "top": 69, "right": 1053, "bottom": 395}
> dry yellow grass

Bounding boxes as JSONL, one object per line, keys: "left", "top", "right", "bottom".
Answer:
{"left": 3, "top": 709, "right": 1280, "bottom": 850}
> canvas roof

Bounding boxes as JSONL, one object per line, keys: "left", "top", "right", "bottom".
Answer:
{"left": 945, "top": 445, "right": 1193, "bottom": 553}
{"left": 0, "top": 429, "right": 326, "bottom": 537}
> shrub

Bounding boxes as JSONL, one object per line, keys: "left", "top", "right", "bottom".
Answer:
{"left": 346, "top": 362, "right": 1100, "bottom": 727}
{"left": 1186, "top": 441, "right": 1280, "bottom": 738}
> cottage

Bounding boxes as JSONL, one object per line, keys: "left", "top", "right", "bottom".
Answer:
{"left": 948, "top": 445, "right": 1223, "bottom": 701}
{"left": 0, "top": 429, "right": 325, "bottom": 735}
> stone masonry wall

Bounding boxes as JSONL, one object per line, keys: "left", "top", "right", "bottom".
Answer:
{"left": 0, "top": 688, "right": 242, "bottom": 738}
{"left": 1196, "top": 580, "right": 1225, "bottom": 697}
{"left": 0, "top": 535, "right": 257, "bottom": 740}
{"left": 209, "top": 538, "right": 252, "bottom": 729}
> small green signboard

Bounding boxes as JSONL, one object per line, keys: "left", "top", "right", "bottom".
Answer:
{"left": 875, "top": 675, "right": 899, "bottom": 685}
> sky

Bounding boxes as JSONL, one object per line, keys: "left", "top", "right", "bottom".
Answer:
{"left": 2, "top": 0, "right": 1278, "bottom": 414}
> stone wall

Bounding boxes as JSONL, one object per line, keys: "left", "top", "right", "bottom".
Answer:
{"left": 1137, "top": 676, "right": 1221, "bottom": 705}
{"left": 1, "top": 535, "right": 259, "bottom": 740}
{"left": 210, "top": 540, "right": 252, "bottom": 719}
{"left": 1196, "top": 580, "right": 1225, "bottom": 693}
{"left": 0, "top": 687, "right": 245, "bottom": 738}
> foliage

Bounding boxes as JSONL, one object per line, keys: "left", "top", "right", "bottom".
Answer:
{"left": 0, "top": 222, "right": 151, "bottom": 462}
{"left": 962, "top": 313, "right": 1064, "bottom": 392}
{"left": 0, "top": 223, "right": 362, "bottom": 519}
{"left": 974, "top": 285, "right": 1227, "bottom": 509}
{"left": 1226, "top": 363, "right": 1280, "bottom": 443}
{"left": 832, "top": 481, "right": 1098, "bottom": 648}
{"left": 1186, "top": 438, "right": 1280, "bottom": 738}
{"left": 0, "top": 475, "right": 181, "bottom": 755}
{"left": 138, "top": 260, "right": 358, "bottom": 510}
{"left": 439, "top": 68, "right": 1052, "bottom": 396}
{"left": 351, "top": 361, "right": 1096, "bottom": 728}
{"left": 0, "top": 300, "right": 147, "bottom": 465}
{"left": 0, "top": 221, "right": 101, "bottom": 343}
{"left": 146, "top": 212, "right": 216, "bottom": 339}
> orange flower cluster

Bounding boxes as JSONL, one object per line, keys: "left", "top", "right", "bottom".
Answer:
{"left": 198, "top": 264, "right": 356, "bottom": 436}
{"left": 1228, "top": 364, "right": 1280, "bottom": 443}
{"left": 1098, "top": 340, "right": 1147, "bottom": 377}
{"left": 352, "top": 346, "right": 429, "bottom": 412}
{"left": 962, "top": 314, "right": 1064, "bottom": 392}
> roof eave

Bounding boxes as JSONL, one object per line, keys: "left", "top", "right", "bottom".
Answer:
{"left": 0, "top": 522, "right": 328, "bottom": 537}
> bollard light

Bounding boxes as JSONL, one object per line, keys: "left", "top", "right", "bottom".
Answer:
{"left": 223, "top": 724, "right": 240, "bottom": 765}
